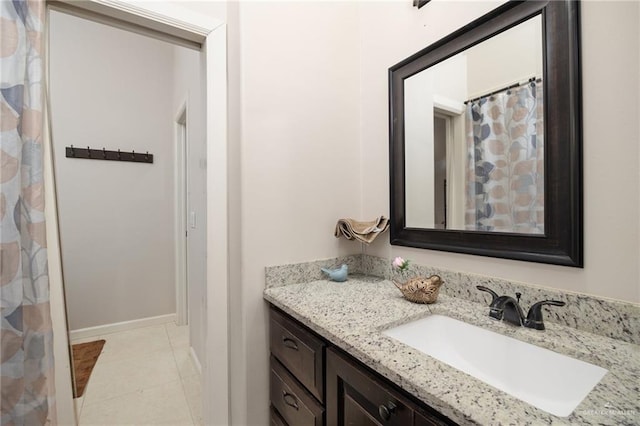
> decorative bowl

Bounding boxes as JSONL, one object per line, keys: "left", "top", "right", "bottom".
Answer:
{"left": 393, "top": 275, "right": 443, "bottom": 304}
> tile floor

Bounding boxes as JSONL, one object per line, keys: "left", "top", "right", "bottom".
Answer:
{"left": 73, "top": 322, "right": 202, "bottom": 425}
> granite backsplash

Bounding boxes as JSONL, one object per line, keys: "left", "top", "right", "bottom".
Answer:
{"left": 265, "top": 254, "right": 640, "bottom": 345}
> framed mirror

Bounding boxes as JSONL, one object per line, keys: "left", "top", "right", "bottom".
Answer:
{"left": 389, "top": 0, "right": 582, "bottom": 267}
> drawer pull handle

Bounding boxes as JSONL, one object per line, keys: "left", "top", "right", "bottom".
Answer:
{"left": 282, "top": 337, "right": 298, "bottom": 350}
{"left": 282, "top": 391, "right": 299, "bottom": 410}
{"left": 378, "top": 401, "right": 397, "bottom": 421}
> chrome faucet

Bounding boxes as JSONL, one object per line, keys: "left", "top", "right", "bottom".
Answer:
{"left": 476, "top": 286, "right": 566, "bottom": 330}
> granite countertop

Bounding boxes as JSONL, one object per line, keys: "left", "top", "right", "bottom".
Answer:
{"left": 263, "top": 277, "right": 640, "bottom": 425}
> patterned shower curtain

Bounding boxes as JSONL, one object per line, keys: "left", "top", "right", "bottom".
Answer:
{"left": 1, "top": 0, "right": 57, "bottom": 424}
{"left": 464, "top": 80, "right": 544, "bottom": 234}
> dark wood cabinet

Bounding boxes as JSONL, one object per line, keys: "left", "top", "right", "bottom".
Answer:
{"left": 271, "top": 405, "right": 288, "bottom": 426}
{"left": 415, "top": 410, "right": 449, "bottom": 426}
{"left": 327, "top": 346, "right": 411, "bottom": 426}
{"left": 269, "top": 306, "right": 456, "bottom": 426}
{"left": 270, "top": 307, "right": 326, "bottom": 425}
{"left": 270, "top": 307, "right": 325, "bottom": 402}
{"left": 271, "top": 356, "right": 324, "bottom": 426}
{"left": 326, "top": 347, "right": 452, "bottom": 426}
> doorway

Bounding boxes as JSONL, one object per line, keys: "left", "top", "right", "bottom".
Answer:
{"left": 46, "top": 5, "right": 213, "bottom": 424}
{"left": 45, "top": 2, "right": 230, "bottom": 424}
{"left": 433, "top": 113, "right": 448, "bottom": 229}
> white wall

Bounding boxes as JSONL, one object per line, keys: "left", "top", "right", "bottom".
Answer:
{"left": 49, "top": 11, "right": 177, "bottom": 330}
{"left": 235, "top": 2, "right": 361, "bottom": 424}
{"left": 405, "top": 70, "right": 437, "bottom": 228}
{"left": 361, "top": 1, "right": 640, "bottom": 304}
{"left": 466, "top": 14, "right": 543, "bottom": 98}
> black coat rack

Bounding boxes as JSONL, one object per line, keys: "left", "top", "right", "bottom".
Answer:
{"left": 65, "top": 146, "right": 153, "bottom": 164}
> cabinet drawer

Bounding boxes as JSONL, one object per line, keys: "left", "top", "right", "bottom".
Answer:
{"left": 270, "top": 406, "right": 288, "bottom": 426}
{"left": 270, "top": 308, "right": 325, "bottom": 401}
{"left": 271, "top": 356, "right": 324, "bottom": 426}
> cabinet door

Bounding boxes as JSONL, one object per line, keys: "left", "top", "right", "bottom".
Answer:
{"left": 327, "top": 348, "right": 413, "bottom": 426}
{"left": 415, "top": 410, "right": 450, "bottom": 426}
{"left": 327, "top": 348, "right": 455, "bottom": 426}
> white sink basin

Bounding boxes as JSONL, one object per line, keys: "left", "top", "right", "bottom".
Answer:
{"left": 383, "top": 314, "right": 607, "bottom": 417}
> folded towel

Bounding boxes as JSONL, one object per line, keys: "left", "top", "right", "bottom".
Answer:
{"left": 334, "top": 216, "right": 390, "bottom": 244}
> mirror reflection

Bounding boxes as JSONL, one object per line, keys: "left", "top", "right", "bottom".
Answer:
{"left": 404, "top": 15, "right": 543, "bottom": 234}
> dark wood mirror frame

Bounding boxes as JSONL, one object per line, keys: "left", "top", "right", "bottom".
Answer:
{"left": 389, "top": 0, "right": 583, "bottom": 267}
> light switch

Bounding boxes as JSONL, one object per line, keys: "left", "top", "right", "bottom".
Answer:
{"left": 190, "top": 211, "right": 196, "bottom": 229}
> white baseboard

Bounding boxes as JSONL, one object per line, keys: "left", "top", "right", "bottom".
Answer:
{"left": 190, "top": 346, "right": 202, "bottom": 375}
{"left": 70, "top": 313, "right": 176, "bottom": 342}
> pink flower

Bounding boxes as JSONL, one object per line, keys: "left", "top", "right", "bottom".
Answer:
{"left": 392, "top": 257, "right": 409, "bottom": 271}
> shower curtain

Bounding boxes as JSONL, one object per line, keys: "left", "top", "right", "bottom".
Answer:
{"left": 464, "top": 81, "right": 544, "bottom": 234}
{"left": 1, "top": 0, "right": 57, "bottom": 424}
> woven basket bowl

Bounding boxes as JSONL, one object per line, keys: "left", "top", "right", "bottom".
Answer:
{"left": 393, "top": 275, "right": 443, "bottom": 304}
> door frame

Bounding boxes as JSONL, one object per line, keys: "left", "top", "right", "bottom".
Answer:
{"left": 44, "top": 1, "right": 230, "bottom": 424}
{"left": 175, "top": 101, "right": 189, "bottom": 326}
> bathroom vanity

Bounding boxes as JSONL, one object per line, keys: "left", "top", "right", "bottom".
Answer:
{"left": 270, "top": 305, "right": 452, "bottom": 425}
{"left": 264, "top": 274, "right": 640, "bottom": 425}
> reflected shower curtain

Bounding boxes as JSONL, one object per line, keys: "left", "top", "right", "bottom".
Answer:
{"left": 1, "top": 0, "right": 57, "bottom": 424}
{"left": 464, "top": 81, "right": 544, "bottom": 233}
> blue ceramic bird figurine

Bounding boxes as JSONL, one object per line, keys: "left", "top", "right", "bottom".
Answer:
{"left": 321, "top": 264, "right": 348, "bottom": 282}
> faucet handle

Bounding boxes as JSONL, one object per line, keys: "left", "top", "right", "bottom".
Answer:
{"left": 525, "top": 300, "right": 566, "bottom": 330}
{"left": 476, "top": 285, "right": 499, "bottom": 305}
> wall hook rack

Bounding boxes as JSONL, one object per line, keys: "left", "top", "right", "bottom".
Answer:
{"left": 66, "top": 145, "right": 153, "bottom": 164}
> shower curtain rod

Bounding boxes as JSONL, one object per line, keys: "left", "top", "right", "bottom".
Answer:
{"left": 464, "top": 76, "right": 542, "bottom": 104}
